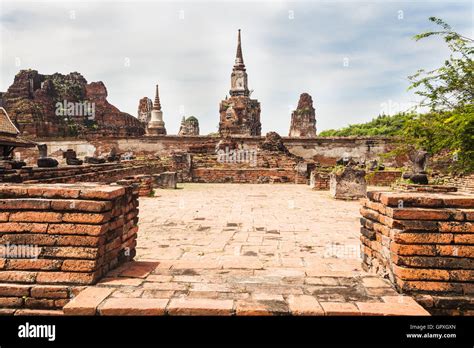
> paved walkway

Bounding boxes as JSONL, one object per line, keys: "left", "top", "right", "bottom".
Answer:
{"left": 64, "top": 184, "right": 429, "bottom": 315}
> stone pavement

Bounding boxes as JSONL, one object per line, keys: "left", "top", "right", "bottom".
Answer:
{"left": 64, "top": 184, "right": 429, "bottom": 315}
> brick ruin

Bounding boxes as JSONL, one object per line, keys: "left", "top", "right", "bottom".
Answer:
{"left": 178, "top": 116, "right": 200, "bottom": 136}
{"left": 0, "top": 70, "right": 145, "bottom": 138}
{"left": 0, "top": 183, "right": 138, "bottom": 314}
{"left": 360, "top": 189, "right": 474, "bottom": 315}
{"left": 289, "top": 93, "right": 317, "bottom": 137}
{"left": 218, "top": 30, "right": 262, "bottom": 136}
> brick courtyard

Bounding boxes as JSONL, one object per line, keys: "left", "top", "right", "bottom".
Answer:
{"left": 64, "top": 183, "right": 429, "bottom": 315}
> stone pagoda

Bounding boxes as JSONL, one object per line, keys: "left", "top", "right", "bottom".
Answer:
{"left": 178, "top": 116, "right": 200, "bottom": 136}
{"left": 218, "top": 30, "right": 261, "bottom": 136}
{"left": 147, "top": 84, "right": 167, "bottom": 135}
{"left": 289, "top": 93, "right": 317, "bottom": 137}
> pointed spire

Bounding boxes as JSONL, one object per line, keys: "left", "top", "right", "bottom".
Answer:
{"left": 235, "top": 29, "right": 244, "bottom": 66}
{"left": 153, "top": 84, "right": 161, "bottom": 110}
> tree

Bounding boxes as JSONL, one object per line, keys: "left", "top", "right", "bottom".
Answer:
{"left": 408, "top": 17, "right": 474, "bottom": 111}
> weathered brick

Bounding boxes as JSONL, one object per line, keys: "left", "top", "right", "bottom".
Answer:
{"left": 0, "top": 212, "right": 9, "bottom": 221}
{"left": 31, "top": 285, "right": 69, "bottom": 299}
{"left": 47, "top": 223, "right": 108, "bottom": 236}
{"left": 392, "top": 254, "right": 474, "bottom": 269}
{"left": 167, "top": 298, "right": 234, "bottom": 315}
{"left": 0, "top": 233, "right": 57, "bottom": 246}
{"left": 439, "top": 222, "right": 474, "bottom": 233}
{"left": 56, "top": 235, "right": 102, "bottom": 247}
{"left": 25, "top": 298, "right": 56, "bottom": 309}
{"left": 15, "top": 309, "right": 64, "bottom": 316}
{"left": 63, "top": 287, "right": 114, "bottom": 315}
{"left": 41, "top": 246, "right": 99, "bottom": 259}
{"left": 51, "top": 200, "right": 112, "bottom": 212}
{"left": 288, "top": 295, "right": 324, "bottom": 315}
{"left": 0, "top": 297, "right": 23, "bottom": 308}
{"left": 392, "top": 264, "right": 450, "bottom": 281}
{"left": 454, "top": 234, "right": 474, "bottom": 244}
{"left": 62, "top": 212, "right": 111, "bottom": 224}
{"left": 356, "top": 302, "right": 429, "bottom": 316}
{"left": 0, "top": 222, "right": 48, "bottom": 233}
{"left": 6, "top": 259, "right": 62, "bottom": 271}
{"left": 388, "top": 207, "right": 451, "bottom": 221}
{"left": 320, "top": 302, "right": 360, "bottom": 316}
{"left": 61, "top": 260, "right": 98, "bottom": 272}
{"left": 27, "top": 187, "right": 80, "bottom": 199}
{"left": 0, "top": 271, "right": 36, "bottom": 283}
{"left": 0, "top": 284, "right": 31, "bottom": 297}
{"left": 36, "top": 271, "right": 99, "bottom": 285}
{"left": 99, "top": 298, "right": 168, "bottom": 315}
{"left": 395, "top": 278, "right": 463, "bottom": 293}
{"left": 0, "top": 199, "right": 51, "bottom": 210}
{"left": 79, "top": 186, "right": 125, "bottom": 200}
{"left": 9, "top": 211, "right": 62, "bottom": 223}
{"left": 391, "top": 232, "right": 453, "bottom": 245}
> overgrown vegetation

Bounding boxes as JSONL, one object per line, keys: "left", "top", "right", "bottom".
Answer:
{"left": 320, "top": 17, "right": 474, "bottom": 173}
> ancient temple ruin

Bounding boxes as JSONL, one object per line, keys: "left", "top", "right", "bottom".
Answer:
{"left": 147, "top": 85, "right": 167, "bottom": 135}
{"left": 289, "top": 93, "right": 317, "bottom": 137}
{"left": 137, "top": 97, "right": 153, "bottom": 126}
{"left": 178, "top": 116, "right": 200, "bottom": 136}
{"left": 218, "top": 30, "right": 261, "bottom": 136}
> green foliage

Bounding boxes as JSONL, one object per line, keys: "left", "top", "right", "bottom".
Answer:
{"left": 319, "top": 113, "right": 415, "bottom": 137}
{"left": 320, "top": 17, "right": 474, "bottom": 174}
{"left": 408, "top": 17, "right": 474, "bottom": 111}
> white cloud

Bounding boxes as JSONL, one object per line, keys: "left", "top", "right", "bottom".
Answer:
{"left": 0, "top": 0, "right": 471, "bottom": 134}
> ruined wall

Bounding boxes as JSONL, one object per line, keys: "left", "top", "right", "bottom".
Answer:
{"left": 0, "top": 161, "right": 163, "bottom": 184}
{"left": 12, "top": 136, "right": 395, "bottom": 165}
{"left": 360, "top": 190, "right": 474, "bottom": 315}
{"left": 0, "top": 183, "right": 138, "bottom": 314}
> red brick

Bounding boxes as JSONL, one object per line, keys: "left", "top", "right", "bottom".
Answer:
{"left": 56, "top": 235, "right": 102, "bottom": 247}
{"left": 36, "top": 271, "right": 99, "bottom": 285}
{"left": 0, "top": 271, "right": 36, "bottom": 283}
{"left": 392, "top": 264, "right": 450, "bottom": 281}
{"left": 15, "top": 309, "right": 64, "bottom": 316}
{"left": 27, "top": 187, "right": 80, "bottom": 199}
{"left": 99, "top": 298, "right": 168, "bottom": 315}
{"left": 31, "top": 285, "right": 69, "bottom": 299}
{"left": 61, "top": 260, "right": 97, "bottom": 272}
{"left": 392, "top": 232, "right": 453, "bottom": 244}
{"left": 437, "top": 245, "right": 474, "bottom": 257}
{"left": 41, "top": 246, "right": 99, "bottom": 259}
{"left": 51, "top": 200, "right": 112, "bottom": 212}
{"left": 25, "top": 298, "right": 55, "bottom": 309}
{"left": 0, "top": 284, "right": 31, "bottom": 296}
{"left": 388, "top": 207, "right": 451, "bottom": 221}
{"left": 288, "top": 295, "right": 324, "bottom": 315}
{"left": 0, "top": 199, "right": 51, "bottom": 210}
{"left": 0, "top": 222, "right": 48, "bottom": 233}
{"left": 439, "top": 222, "right": 474, "bottom": 233}
{"left": 454, "top": 234, "right": 474, "bottom": 244}
{"left": 47, "top": 223, "right": 108, "bottom": 236}
{"left": 167, "top": 298, "right": 234, "bottom": 315}
{"left": 79, "top": 186, "right": 125, "bottom": 200}
{"left": 320, "top": 302, "right": 360, "bottom": 316}
{"left": 0, "top": 212, "right": 9, "bottom": 221}
{"left": 0, "top": 233, "right": 56, "bottom": 246}
{"left": 9, "top": 211, "right": 62, "bottom": 223}
{"left": 396, "top": 278, "right": 463, "bottom": 293}
{"left": 63, "top": 287, "right": 114, "bottom": 315}
{"left": 235, "top": 300, "right": 274, "bottom": 315}
{"left": 0, "top": 297, "right": 23, "bottom": 307}
{"left": 6, "top": 259, "right": 61, "bottom": 271}
{"left": 390, "top": 243, "right": 437, "bottom": 256}
{"left": 62, "top": 212, "right": 111, "bottom": 224}
{"left": 356, "top": 302, "right": 429, "bottom": 316}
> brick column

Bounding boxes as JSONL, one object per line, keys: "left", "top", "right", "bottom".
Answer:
{"left": 0, "top": 183, "right": 138, "bottom": 312}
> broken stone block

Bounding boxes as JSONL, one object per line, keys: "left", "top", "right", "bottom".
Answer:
{"left": 85, "top": 156, "right": 106, "bottom": 164}
{"left": 37, "top": 157, "right": 59, "bottom": 168}
{"left": 153, "top": 172, "right": 178, "bottom": 189}
{"left": 330, "top": 167, "right": 367, "bottom": 200}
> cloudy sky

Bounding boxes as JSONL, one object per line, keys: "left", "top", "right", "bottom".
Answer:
{"left": 0, "top": 0, "right": 472, "bottom": 135}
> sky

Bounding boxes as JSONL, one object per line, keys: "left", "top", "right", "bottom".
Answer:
{"left": 0, "top": 0, "right": 472, "bottom": 135}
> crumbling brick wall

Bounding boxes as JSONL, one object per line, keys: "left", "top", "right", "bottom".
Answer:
{"left": 360, "top": 190, "right": 474, "bottom": 315}
{"left": 0, "top": 183, "right": 138, "bottom": 313}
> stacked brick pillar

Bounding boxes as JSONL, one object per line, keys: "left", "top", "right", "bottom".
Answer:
{"left": 360, "top": 190, "right": 474, "bottom": 314}
{"left": 0, "top": 183, "right": 138, "bottom": 313}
